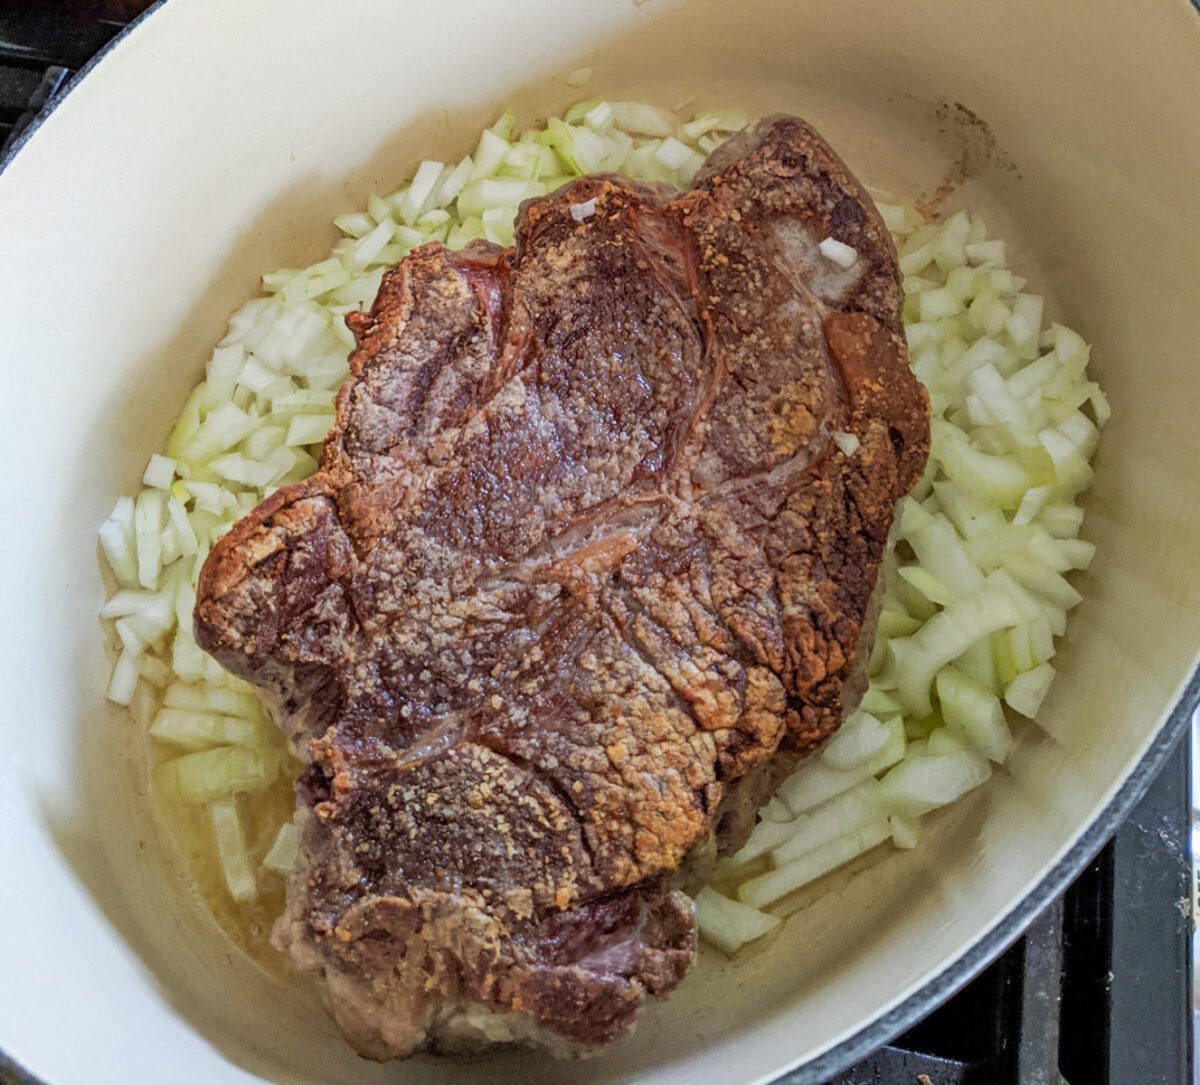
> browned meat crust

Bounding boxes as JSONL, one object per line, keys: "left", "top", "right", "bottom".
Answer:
{"left": 195, "top": 114, "right": 929, "bottom": 1058}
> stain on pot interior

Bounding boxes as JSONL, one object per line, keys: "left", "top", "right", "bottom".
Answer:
{"left": 915, "top": 99, "right": 1019, "bottom": 215}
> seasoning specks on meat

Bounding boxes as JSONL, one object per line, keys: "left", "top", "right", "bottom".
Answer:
{"left": 194, "top": 114, "right": 929, "bottom": 1059}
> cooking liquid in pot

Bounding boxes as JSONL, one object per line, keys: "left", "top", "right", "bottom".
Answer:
{"left": 148, "top": 746, "right": 297, "bottom": 966}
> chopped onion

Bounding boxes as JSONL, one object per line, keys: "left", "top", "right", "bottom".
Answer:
{"left": 149, "top": 707, "right": 271, "bottom": 751}
{"left": 890, "top": 574, "right": 1028, "bottom": 718}
{"left": 1004, "top": 661, "right": 1056, "bottom": 718}
{"left": 570, "top": 198, "right": 597, "bottom": 222}
{"left": 154, "top": 746, "right": 282, "bottom": 805}
{"left": 107, "top": 649, "right": 141, "bottom": 706}
{"left": 936, "top": 667, "right": 1012, "bottom": 762}
{"left": 737, "top": 818, "right": 892, "bottom": 911}
{"left": 694, "top": 886, "right": 780, "bottom": 955}
{"left": 142, "top": 454, "right": 177, "bottom": 490}
{"left": 878, "top": 750, "right": 992, "bottom": 818}
{"left": 772, "top": 780, "right": 888, "bottom": 865}
{"left": 820, "top": 712, "right": 890, "bottom": 771}
{"left": 832, "top": 430, "right": 860, "bottom": 456}
{"left": 714, "top": 197, "right": 1101, "bottom": 942}
{"left": 262, "top": 822, "right": 300, "bottom": 874}
{"left": 133, "top": 489, "right": 164, "bottom": 590}
{"left": 98, "top": 100, "right": 1103, "bottom": 957}
{"left": 209, "top": 801, "right": 257, "bottom": 901}
{"left": 818, "top": 237, "right": 858, "bottom": 269}
{"left": 889, "top": 815, "right": 919, "bottom": 850}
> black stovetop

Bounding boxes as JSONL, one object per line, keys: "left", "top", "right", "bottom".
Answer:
{"left": 0, "top": 6, "right": 1192, "bottom": 1084}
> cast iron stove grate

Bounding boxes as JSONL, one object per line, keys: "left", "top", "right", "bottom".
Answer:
{"left": 0, "top": 7, "right": 1191, "bottom": 1084}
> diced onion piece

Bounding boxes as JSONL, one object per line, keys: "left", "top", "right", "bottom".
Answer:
{"left": 207, "top": 344, "right": 245, "bottom": 397}
{"left": 334, "top": 211, "right": 375, "bottom": 239}
{"left": 859, "top": 687, "right": 903, "bottom": 717}
{"left": 1027, "top": 615, "right": 1056, "bottom": 665}
{"left": 1056, "top": 537, "right": 1096, "bottom": 570}
{"left": 609, "top": 101, "right": 678, "bottom": 137}
{"left": 154, "top": 746, "right": 282, "bottom": 804}
{"left": 101, "top": 587, "right": 173, "bottom": 627}
{"left": 1037, "top": 503, "right": 1085, "bottom": 539}
{"left": 1013, "top": 485, "right": 1051, "bottom": 526}
{"left": 965, "top": 239, "right": 1005, "bottom": 266}
{"left": 694, "top": 886, "right": 780, "bottom": 955}
{"left": 878, "top": 750, "right": 991, "bottom": 818}
{"left": 142, "top": 454, "right": 177, "bottom": 490}
{"left": 164, "top": 384, "right": 208, "bottom": 458}
{"left": 933, "top": 479, "right": 1004, "bottom": 539}
{"left": 776, "top": 716, "right": 905, "bottom": 814}
{"left": 101, "top": 588, "right": 156, "bottom": 622}
{"left": 936, "top": 667, "right": 1013, "bottom": 763}
{"left": 721, "top": 816, "right": 799, "bottom": 871}
{"left": 263, "top": 822, "right": 301, "bottom": 874}
{"left": 209, "top": 800, "right": 257, "bottom": 901}
{"left": 776, "top": 758, "right": 875, "bottom": 815}
{"left": 149, "top": 707, "right": 271, "bottom": 751}
{"left": 396, "top": 160, "right": 445, "bottom": 224}
{"left": 1004, "top": 661, "right": 1055, "bottom": 718}
{"left": 544, "top": 118, "right": 607, "bottom": 174}
{"left": 907, "top": 517, "right": 985, "bottom": 595}
{"left": 99, "top": 496, "right": 139, "bottom": 587}
{"left": 654, "top": 136, "right": 693, "bottom": 170}
{"left": 114, "top": 617, "right": 145, "bottom": 655}
{"left": 1088, "top": 384, "right": 1112, "bottom": 427}
{"left": 897, "top": 566, "right": 953, "bottom": 607}
{"left": 737, "top": 818, "right": 891, "bottom": 910}
{"left": 565, "top": 67, "right": 592, "bottom": 88}
{"left": 875, "top": 201, "right": 920, "bottom": 234}
{"left": 182, "top": 402, "right": 260, "bottom": 463}
{"left": 570, "top": 198, "right": 597, "bottom": 222}
{"left": 1002, "top": 554, "right": 1083, "bottom": 610}
{"left": 133, "top": 489, "right": 164, "bottom": 590}
{"left": 268, "top": 389, "right": 336, "bottom": 416}
{"left": 891, "top": 574, "right": 1027, "bottom": 718}
{"left": 582, "top": 100, "right": 615, "bottom": 133}
{"left": 868, "top": 715, "right": 909, "bottom": 771}
{"left": 759, "top": 796, "right": 794, "bottom": 823}
{"left": 165, "top": 497, "right": 199, "bottom": 557}
{"left": 931, "top": 419, "right": 1033, "bottom": 508}
{"left": 179, "top": 480, "right": 235, "bottom": 517}
{"left": 435, "top": 156, "right": 474, "bottom": 207}
{"left": 107, "top": 649, "right": 141, "bottom": 706}
{"left": 833, "top": 430, "right": 860, "bottom": 455}
{"left": 163, "top": 680, "right": 264, "bottom": 719}
{"left": 348, "top": 216, "right": 395, "bottom": 270}
{"left": 285, "top": 413, "right": 336, "bottom": 447}
{"left": 890, "top": 815, "right": 920, "bottom": 850}
{"left": 171, "top": 625, "right": 207, "bottom": 684}
{"left": 818, "top": 237, "right": 858, "bottom": 269}
{"left": 878, "top": 606, "right": 921, "bottom": 638}
{"left": 820, "top": 712, "right": 890, "bottom": 771}
{"left": 773, "top": 780, "right": 887, "bottom": 865}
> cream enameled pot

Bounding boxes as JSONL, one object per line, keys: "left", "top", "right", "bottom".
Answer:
{"left": 1, "top": 1, "right": 1198, "bottom": 1081}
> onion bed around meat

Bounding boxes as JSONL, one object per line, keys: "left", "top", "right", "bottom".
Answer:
{"left": 97, "top": 98, "right": 1105, "bottom": 957}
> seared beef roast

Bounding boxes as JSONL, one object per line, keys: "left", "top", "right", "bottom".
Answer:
{"left": 195, "top": 114, "right": 929, "bottom": 1058}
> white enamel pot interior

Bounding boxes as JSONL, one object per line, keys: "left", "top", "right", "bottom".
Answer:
{"left": 1, "top": 0, "right": 1198, "bottom": 1082}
